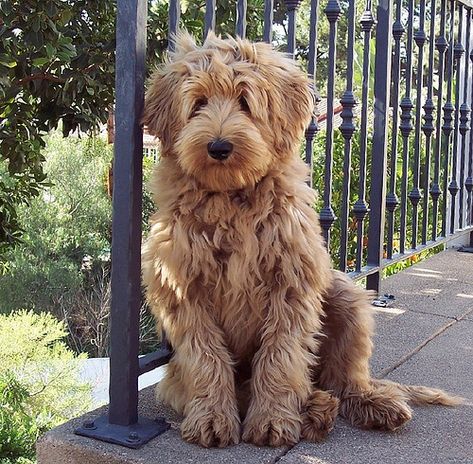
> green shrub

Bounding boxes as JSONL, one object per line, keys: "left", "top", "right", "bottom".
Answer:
{"left": 0, "top": 310, "right": 91, "bottom": 463}
{"left": 0, "top": 132, "right": 159, "bottom": 357}
{"left": 0, "top": 375, "right": 39, "bottom": 464}
{"left": 0, "top": 133, "right": 113, "bottom": 315}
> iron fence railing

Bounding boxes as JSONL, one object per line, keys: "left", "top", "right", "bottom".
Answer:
{"left": 75, "top": 0, "right": 473, "bottom": 448}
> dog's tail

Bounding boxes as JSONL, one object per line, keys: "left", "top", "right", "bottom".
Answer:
{"left": 372, "top": 379, "right": 464, "bottom": 406}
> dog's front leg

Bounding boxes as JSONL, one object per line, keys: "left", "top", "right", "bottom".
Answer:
{"left": 242, "top": 286, "right": 329, "bottom": 446}
{"left": 169, "top": 308, "right": 240, "bottom": 448}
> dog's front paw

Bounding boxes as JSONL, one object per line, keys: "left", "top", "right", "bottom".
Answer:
{"left": 341, "top": 386, "right": 412, "bottom": 431}
{"left": 301, "top": 390, "right": 339, "bottom": 442}
{"left": 181, "top": 403, "right": 241, "bottom": 448}
{"left": 242, "top": 407, "right": 301, "bottom": 447}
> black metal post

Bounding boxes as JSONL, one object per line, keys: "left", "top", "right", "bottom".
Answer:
{"left": 399, "top": 0, "right": 415, "bottom": 254}
{"left": 366, "top": 0, "right": 393, "bottom": 292}
{"left": 109, "top": 0, "right": 147, "bottom": 428}
{"left": 449, "top": 3, "right": 464, "bottom": 234}
{"left": 320, "top": 0, "right": 341, "bottom": 249}
{"left": 467, "top": 10, "right": 473, "bottom": 225}
{"left": 421, "top": 0, "right": 436, "bottom": 245}
{"left": 285, "top": 1, "right": 302, "bottom": 57}
{"left": 432, "top": 0, "right": 448, "bottom": 241}
{"left": 205, "top": 0, "right": 216, "bottom": 38}
{"left": 409, "top": 0, "right": 426, "bottom": 250}
{"left": 458, "top": 6, "right": 471, "bottom": 229}
{"left": 304, "top": 0, "right": 320, "bottom": 183}
{"left": 386, "top": 0, "right": 403, "bottom": 258}
{"left": 441, "top": 0, "right": 456, "bottom": 237}
{"left": 75, "top": 0, "right": 169, "bottom": 448}
{"left": 236, "top": 0, "right": 247, "bottom": 38}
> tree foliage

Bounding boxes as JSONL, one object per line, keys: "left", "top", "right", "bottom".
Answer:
{"left": 0, "top": 0, "right": 115, "bottom": 255}
{"left": 0, "top": 132, "right": 112, "bottom": 312}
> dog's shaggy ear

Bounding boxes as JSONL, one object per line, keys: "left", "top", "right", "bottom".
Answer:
{"left": 142, "top": 32, "right": 197, "bottom": 153}
{"left": 143, "top": 67, "right": 178, "bottom": 154}
{"left": 257, "top": 46, "right": 314, "bottom": 156}
{"left": 142, "top": 59, "right": 190, "bottom": 154}
{"left": 272, "top": 65, "right": 314, "bottom": 156}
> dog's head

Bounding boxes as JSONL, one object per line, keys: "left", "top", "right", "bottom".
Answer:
{"left": 143, "top": 32, "right": 313, "bottom": 192}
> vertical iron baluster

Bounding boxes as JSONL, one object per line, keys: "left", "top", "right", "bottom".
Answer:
{"left": 441, "top": 0, "right": 456, "bottom": 237}
{"left": 263, "top": 0, "right": 274, "bottom": 43}
{"left": 353, "top": 0, "right": 375, "bottom": 272}
{"left": 431, "top": 0, "right": 448, "bottom": 240}
{"left": 399, "top": 0, "right": 415, "bottom": 253}
{"left": 109, "top": 0, "right": 147, "bottom": 427}
{"left": 458, "top": 7, "right": 470, "bottom": 229}
{"left": 168, "top": 0, "right": 180, "bottom": 52}
{"left": 448, "top": 3, "right": 464, "bottom": 234}
{"left": 305, "top": 0, "right": 321, "bottom": 183}
{"left": 204, "top": 0, "right": 216, "bottom": 38}
{"left": 420, "top": 0, "right": 436, "bottom": 244}
{"left": 285, "top": 1, "right": 302, "bottom": 57}
{"left": 339, "top": 0, "right": 357, "bottom": 271}
{"left": 409, "top": 0, "right": 426, "bottom": 249}
{"left": 386, "top": 0, "right": 403, "bottom": 258}
{"left": 366, "top": 0, "right": 393, "bottom": 292}
{"left": 236, "top": 0, "right": 247, "bottom": 38}
{"left": 320, "top": 0, "right": 342, "bottom": 249}
{"left": 467, "top": 11, "right": 473, "bottom": 225}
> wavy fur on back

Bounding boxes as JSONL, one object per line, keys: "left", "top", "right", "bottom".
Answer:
{"left": 142, "top": 32, "right": 460, "bottom": 448}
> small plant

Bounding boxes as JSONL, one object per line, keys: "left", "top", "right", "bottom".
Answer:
{"left": 0, "top": 310, "right": 91, "bottom": 463}
{"left": 0, "top": 375, "right": 38, "bottom": 464}
{"left": 382, "top": 244, "right": 445, "bottom": 279}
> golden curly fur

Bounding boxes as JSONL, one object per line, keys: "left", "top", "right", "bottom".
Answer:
{"left": 141, "top": 32, "right": 461, "bottom": 448}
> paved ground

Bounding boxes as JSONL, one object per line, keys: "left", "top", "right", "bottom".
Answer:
{"left": 37, "top": 248, "right": 473, "bottom": 464}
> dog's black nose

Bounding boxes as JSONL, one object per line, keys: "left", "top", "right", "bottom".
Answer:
{"left": 207, "top": 139, "right": 233, "bottom": 160}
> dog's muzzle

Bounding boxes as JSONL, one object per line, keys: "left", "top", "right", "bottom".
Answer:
{"left": 207, "top": 139, "right": 233, "bottom": 161}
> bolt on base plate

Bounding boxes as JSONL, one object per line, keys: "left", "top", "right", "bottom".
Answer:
{"left": 75, "top": 415, "right": 170, "bottom": 449}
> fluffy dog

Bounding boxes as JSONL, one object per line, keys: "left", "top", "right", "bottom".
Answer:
{"left": 141, "top": 33, "right": 459, "bottom": 448}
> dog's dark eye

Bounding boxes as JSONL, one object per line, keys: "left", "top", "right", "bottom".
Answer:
{"left": 239, "top": 96, "right": 250, "bottom": 114}
{"left": 191, "top": 97, "right": 208, "bottom": 118}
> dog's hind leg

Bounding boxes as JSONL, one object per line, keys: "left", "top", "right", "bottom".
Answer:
{"left": 316, "top": 270, "right": 413, "bottom": 431}
{"left": 156, "top": 357, "right": 190, "bottom": 415}
{"left": 317, "top": 271, "right": 462, "bottom": 431}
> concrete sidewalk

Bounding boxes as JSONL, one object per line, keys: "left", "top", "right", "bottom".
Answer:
{"left": 37, "top": 249, "right": 473, "bottom": 464}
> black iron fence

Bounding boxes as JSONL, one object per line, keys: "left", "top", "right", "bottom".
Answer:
{"left": 75, "top": 0, "right": 473, "bottom": 448}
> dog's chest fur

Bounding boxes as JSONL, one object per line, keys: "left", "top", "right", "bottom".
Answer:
{"left": 178, "top": 183, "right": 282, "bottom": 357}
{"left": 143, "top": 160, "right": 330, "bottom": 362}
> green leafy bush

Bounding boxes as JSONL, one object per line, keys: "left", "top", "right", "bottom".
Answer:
{"left": 0, "top": 375, "right": 39, "bottom": 464}
{"left": 0, "top": 132, "right": 112, "bottom": 315}
{"left": 0, "top": 0, "right": 116, "bottom": 252}
{"left": 0, "top": 132, "right": 159, "bottom": 357}
{"left": 0, "top": 310, "right": 91, "bottom": 463}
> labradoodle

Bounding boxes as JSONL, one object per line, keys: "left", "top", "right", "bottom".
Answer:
{"left": 141, "top": 32, "right": 460, "bottom": 448}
